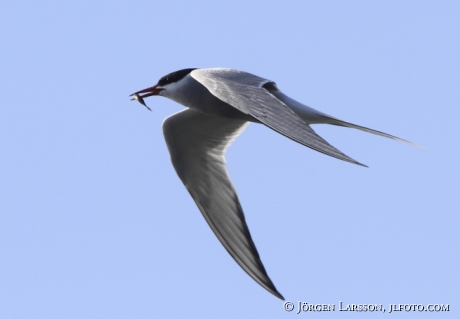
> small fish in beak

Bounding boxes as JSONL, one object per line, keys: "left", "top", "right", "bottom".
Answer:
{"left": 130, "top": 93, "right": 151, "bottom": 111}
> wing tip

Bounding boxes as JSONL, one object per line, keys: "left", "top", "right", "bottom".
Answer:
{"left": 273, "top": 291, "right": 285, "bottom": 300}
{"left": 356, "top": 161, "right": 369, "bottom": 168}
{"left": 263, "top": 284, "right": 284, "bottom": 300}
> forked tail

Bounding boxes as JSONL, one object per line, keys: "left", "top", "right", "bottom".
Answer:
{"left": 324, "top": 117, "right": 426, "bottom": 149}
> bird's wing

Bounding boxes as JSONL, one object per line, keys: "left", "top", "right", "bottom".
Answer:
{"left": 270, "top": 90, "right": 425, "bottom": 148}
{"left": 162, "top": 108, "right": 284, "bottom": 300}
{"left": 191, "top": 68, "right": 366, "bottom": 167}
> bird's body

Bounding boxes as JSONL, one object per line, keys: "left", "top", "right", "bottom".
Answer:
{"left": 131, "top": 68, "right": 420, "bottom": 299}
{"left": 160, "top": 70, "right": 255, "bottom": 121}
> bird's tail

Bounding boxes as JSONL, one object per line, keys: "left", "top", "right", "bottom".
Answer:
{"left": 323, "top": 117, "right": 426, "bottom": 149}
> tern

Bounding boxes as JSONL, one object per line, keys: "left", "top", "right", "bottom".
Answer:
{"left": 131, "top": 68, "right": 421, "bottom": 300}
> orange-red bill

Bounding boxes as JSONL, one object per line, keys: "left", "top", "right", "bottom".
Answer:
{"left": 131, "top": 85, "right": 164, "bottom": 99}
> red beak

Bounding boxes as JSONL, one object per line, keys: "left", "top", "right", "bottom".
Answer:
{"left": 131, "top": 84, "right": 164, "bottom": 99}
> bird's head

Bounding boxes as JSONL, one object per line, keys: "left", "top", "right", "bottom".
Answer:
{"left": 130, "top": 68, "right": 198, "bottom": 105}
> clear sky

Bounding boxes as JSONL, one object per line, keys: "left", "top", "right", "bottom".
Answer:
{"left": 1, "top": 1, "right": 458, "bottom": 318}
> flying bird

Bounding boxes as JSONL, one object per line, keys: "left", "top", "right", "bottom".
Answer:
{"left": 130, "top": 68, "right": 421, "bottom": 300}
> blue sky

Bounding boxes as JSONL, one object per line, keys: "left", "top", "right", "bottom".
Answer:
{"left": 1, "top": 1, "right": 458, "bottom": 318}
